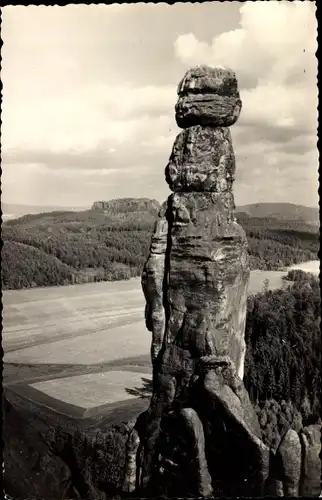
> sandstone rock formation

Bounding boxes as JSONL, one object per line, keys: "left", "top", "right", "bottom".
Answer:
{"left": 123, "top": 66, "right": 321, "bottom": 498}
{"left": 142, "top": 201, "right": 168, "bottom": 363}
{"left": 266, "top": 423, "right": 322, "bottom": 498}
{"left": 276, "top": 429, "right": 302, "bottom": 496}
{"left": 299, "top": 425, "right": 322, "bottom": 497}
{"left": 91, "top": 198, "right": 160, "bottom": 213}
{"left": 175, "top": 66, "right": 242, "bottom": 128}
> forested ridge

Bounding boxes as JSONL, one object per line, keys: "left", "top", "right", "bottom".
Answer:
{"left": 244, "top": 270, "right": 321, "bottom": 447}
{"left": 237, "top": 202, "right": 319, "bottom": 225}
{"left": 1, "top": 198, "right": 319, "bottom": 290}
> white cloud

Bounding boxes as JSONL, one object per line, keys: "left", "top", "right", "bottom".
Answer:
{"left": 1, "top": 3, "right": 318, "bottom": 207}
{"left": 2, "top": 83, "right": 176, "bottom": 153}
{"left": 174, "top": 33, "right": 213, "bottom": 65}
{"left": 174, "top": 1, "right": 317, "bottom": 133}
{"left": 174, "top": 1, "right": 318, "bottom": 206}
{"left": 1, "top": 5, "right": 177, "bottom": 155}
{"left": 175, "top": 2, "right": 316, "bottom": 88}
{"left": 240, "top": 83, "right": 316, "bottom": 134}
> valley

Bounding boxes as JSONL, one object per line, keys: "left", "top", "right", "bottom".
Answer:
{"left": 2, "top": 200, "right": 320, "bottom": 498}
{"left": 3, "top": 260, "right": 319, "bottom": 399}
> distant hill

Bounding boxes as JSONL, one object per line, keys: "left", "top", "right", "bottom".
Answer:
{"left": 2, "top": 198, "right": 319, "bottom": 290}
{"left": 1, "top": 198, "right": 160, "bottom": 289}
{"left": 236, "top": 203, "right": 319, "bottom": 226}
{"left": 91, "top": 198, "right": 160, "bottom": 213}
{"left": 2, "top": 201, "right": 318, "bottom": 225}
{"left": 1, "top": 199, "right": 160, "bottom": 221}
{"left": 1, "top": 202, "right": 87, "bottom": 220}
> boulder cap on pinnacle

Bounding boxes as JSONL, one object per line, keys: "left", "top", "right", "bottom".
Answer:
{"left": 175, "top": 64, "right": 242, "bottom": 128}
{"left": 177, "top": 65, "right": 239, "bottom": 95}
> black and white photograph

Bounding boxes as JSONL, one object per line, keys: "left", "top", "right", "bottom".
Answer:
{"left": 1, "top": 1, "right": 320, "bottom": 498}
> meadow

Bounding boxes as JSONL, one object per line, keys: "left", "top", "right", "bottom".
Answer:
{"left": 3, "top": 260, "right": 319, "bottom": 414}
{"left": 3, "top": 261, "right": 319, "bottom": 365}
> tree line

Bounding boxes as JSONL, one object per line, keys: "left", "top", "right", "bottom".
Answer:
{"left": 244, "top": 271, "right": 320, "bottom": 427}
{"left": 1, "top": 209, "right": 319, "bottom": 290}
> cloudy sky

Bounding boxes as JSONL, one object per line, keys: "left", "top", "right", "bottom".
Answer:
{"left": 2, "top": 1, "right": 318, "bottom": 208}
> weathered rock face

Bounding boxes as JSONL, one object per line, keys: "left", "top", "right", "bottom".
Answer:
{"left": 175, "top": 66, "right": 242, "bottom": 128}
{"left": 166, "top": 191, "right": 249, "bottom": 379}
{"left": 142, "top": 201, "right": 169, "bottom": 362}
{"left": 122, "top": 65, "right": 320, "bottom": 498}
{"left": 195, "top": 356, "right": 270, "bottom": 496}
{"left": 265, "top": 421, "right": 321, "bottom": 498}
{"left": 276, "top": 429, "right": 302, "bottom": 496}
{"left": 91, "top": 197, "right": 160, "bottom": 213}
{"left": 166, "top": 126, "right": 236, "bottom": 192}
{"left": 299, "top": 425, "right": 321, "bottom": 497}
{"left": 122, "top": 65, "right": 261, "bottom": 497}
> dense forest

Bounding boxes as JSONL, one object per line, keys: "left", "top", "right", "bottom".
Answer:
{"left": 1, "top": 199, "right": 319, "bottom": 290}
{"left": 244, "top": 270, "right": 321, "bottom": 446}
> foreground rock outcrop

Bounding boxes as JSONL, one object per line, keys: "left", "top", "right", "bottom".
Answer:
{"left": 3, "top": 385, "right": 151, "bottom": 500}
{"left": 124, "top": 66, "right": 265, "bottom": 497}
{"left": 299, "top": 425, "right": 322, "bottom": 497}
{"left": 122, "top": 65, "right": 321, "bottom": 498}
{"left": 4, "top": 387, "right": 320, "bottom": 499}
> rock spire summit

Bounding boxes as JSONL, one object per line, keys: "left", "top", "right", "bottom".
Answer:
{"left": 122, "top": 66, "right": 319, "bottom": 498}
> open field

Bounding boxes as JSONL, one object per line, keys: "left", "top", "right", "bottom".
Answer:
{"left": 4, "top": 355, "right": 152, "bottom": 423}
{"left": 3, "top": 278, "right": 151, "bottom": 418}
{"left": 31, "top": 370, "right": 151, "bottom": 409}
{"left": 4, "top": 320, "right": 150, "bottom": 364}
{"left": 3, "top": 278, "right": 145, "bottom": 356}
{"left": 3, "top": 260, "right": 319, "bottom": 416}
{"left": 287, "top": 260, "right": 320, "bottom": 273}
{"left": 3, "top": 262, "right": 319, "bottom": 365}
